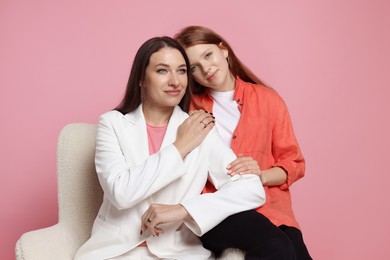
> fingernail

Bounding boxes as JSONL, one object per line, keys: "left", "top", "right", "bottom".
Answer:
{"left": 227, "top": 164, "right": 231, "bottom": 169}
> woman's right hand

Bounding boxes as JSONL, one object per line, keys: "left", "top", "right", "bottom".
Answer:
{"left": 174, "top": 110, "right": 214, "bottom": 158}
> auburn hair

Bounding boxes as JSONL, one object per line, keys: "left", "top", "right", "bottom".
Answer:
{"left": 174, "top": 25, "right": 267, "bottom": 94}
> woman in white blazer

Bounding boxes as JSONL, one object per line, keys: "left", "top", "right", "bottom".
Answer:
{"left": 74, "top": 37, "right": 265, "bottom": 260}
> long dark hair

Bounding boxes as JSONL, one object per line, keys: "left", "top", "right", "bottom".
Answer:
{"left": 115, "top": 36, "right": 193, "bottom": 114}
{"left": 174, "top": 25, "right": 268, "bottom": 94}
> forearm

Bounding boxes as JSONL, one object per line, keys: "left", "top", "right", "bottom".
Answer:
{"left": 182, "top": 174, "right": 264, "bottom": 236}
{"left": 261, "top": 166, "right": 287, "bottom": 186}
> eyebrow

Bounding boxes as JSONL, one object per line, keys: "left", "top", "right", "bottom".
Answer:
{"left": 190, "top": 48, "right": 211, "bottom": 66}
{"left": 155, "top": 63, "right": 186, "bottom": 68}
{"left": 201, "top": 48, "right": 211, "bottom": 57}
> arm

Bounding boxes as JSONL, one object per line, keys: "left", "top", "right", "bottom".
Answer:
{"left": 181, "top": 129, "right": 265, "bottom": 236}
{"left": 228, "top": 95, "right": 305, "bottom": 189}
{"left": 95, "top": 114, "right": 188, "bottom": 210}
{"left": 271, "top": 95, "right": 305, "bottom": 190}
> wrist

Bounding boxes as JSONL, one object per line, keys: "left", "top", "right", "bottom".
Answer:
{"left": 173, "top": 141, "right": 189, "bottom": 159}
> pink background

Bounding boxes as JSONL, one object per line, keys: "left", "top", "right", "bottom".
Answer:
{"left": 1, "top": 1, "right": 389, "bottom": 259}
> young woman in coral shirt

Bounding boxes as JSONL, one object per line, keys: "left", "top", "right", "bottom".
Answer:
{"left": 175, "top": 25, "right": 312, "bottom": 259}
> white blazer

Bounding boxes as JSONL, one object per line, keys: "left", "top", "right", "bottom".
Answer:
{"left": 74, "top": 105, "right": 265, "bottom": 260}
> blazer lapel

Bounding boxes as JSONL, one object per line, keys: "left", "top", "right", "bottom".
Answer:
{"left": 160, "top": 106, "right": 187, "bottom": 150}
{"left": 123, "top": 105, "right": 149, "bottom": 164}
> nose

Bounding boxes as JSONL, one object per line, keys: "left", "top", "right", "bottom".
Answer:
{"left": 168, "top": 73, "right": 180, "bottom": 87}
{"left": 199, "top": 61, "right": 211, "bottom": 75}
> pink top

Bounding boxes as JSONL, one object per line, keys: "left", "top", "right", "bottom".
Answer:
{"left": 146, "top": 123, "right": 167, "bottom": 154}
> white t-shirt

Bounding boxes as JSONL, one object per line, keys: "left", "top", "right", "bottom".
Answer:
{"left": 210, "top": 90, "right": 241, "bottom": 147}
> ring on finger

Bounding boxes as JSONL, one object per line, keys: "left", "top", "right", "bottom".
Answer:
{"left": 200, "top": 121, "right": 207, "bottom": 129}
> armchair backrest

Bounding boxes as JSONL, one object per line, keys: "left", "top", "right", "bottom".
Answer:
{"left": 57, "top": 123, "right": 103, "bottom": 241}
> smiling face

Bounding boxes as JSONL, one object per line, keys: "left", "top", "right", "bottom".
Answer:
{"left": 185, "top": 43, "right": 235, "bottom": 92}
{"left": 142, "top": 47, "right": 188, "bottom": 110}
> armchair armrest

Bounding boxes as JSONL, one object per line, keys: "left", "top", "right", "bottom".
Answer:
{"left": 218, "top": 248, "right": 245, "bottom": 259}
{"left": 16, "top": 223, "right": 84, "bottom": 260}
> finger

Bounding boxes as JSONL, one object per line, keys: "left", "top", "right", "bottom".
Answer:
{"left": 146, "top": 220, "right": 157, "bottom": 236}
{"left": 154, "top": 226, "right": 164, "bottom": 236}
{"left": 234, "top": 169, "right": 262, "bottom": 176}
{"left": 231, "top": 166, "right": 261, "bottom": 176}
{"left": 229, "top": 163, "right": 259, "bottom": 175}
{"left": 141, "top": 214, "right": 153, "bottom": 234}
{"left": 228, "top": 161, "right": 259, "bottom": 175}
{"left": 201, "top": 115, "right": 215, "bottom": 125}
{"left": 191, "top": 110, "right": 213, "bottom": 122}
{"left": 189, "top": 109, "right": 207, "bottom": 117}
{"left": 140, "top": 223, "right": 146, "bottom": 235}
{"left": 202, "top": 120, "right": 215, "bottom": 131}
{"left": 227, "top": 157, "right": 252, "bottom": 169}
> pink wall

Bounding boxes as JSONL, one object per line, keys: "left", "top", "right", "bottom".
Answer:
{"left": 2, "top": 1, "right": 389, "bottom": 259}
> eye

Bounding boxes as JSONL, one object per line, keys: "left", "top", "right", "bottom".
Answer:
{"left": 205, "top": 52, "right": 212, "bottom": 59}
{"left": 157, "top": 69, "right": 167, "bottom": 74}
{"left": 190, "top": 65, "right": 198, "bottom": 73}
{"left": 177, "top": 68, "right": 187, "bottom": 75}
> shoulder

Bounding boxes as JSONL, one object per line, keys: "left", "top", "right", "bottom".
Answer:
{"left": 243, "top": 81, "right": 282, "bottom": 101}
{"left": 99, "top": 110, "right": 125, "bottom": 122}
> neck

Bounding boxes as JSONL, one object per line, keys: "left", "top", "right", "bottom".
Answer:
{"left": 216, "top": 73, "right": 236, "bottom": 92}
{"left": 142, "top": 104, "right": 173, "bottom": 126}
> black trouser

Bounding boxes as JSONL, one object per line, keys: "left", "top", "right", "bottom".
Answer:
{"left": 200, "top": 210, "right": 311, "bottom": 260}
{"left": 279, "top": 225, "right": 312, "bottom": 260}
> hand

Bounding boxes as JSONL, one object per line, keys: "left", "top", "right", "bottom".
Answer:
{"left": 227, "top": 154, "right": 262, "bottom": 180}
{"left": 174, "top": 110, "right": 215, "bottom": 158}
{"left": 141, "top": 204, "right": 189, "bottom": 237}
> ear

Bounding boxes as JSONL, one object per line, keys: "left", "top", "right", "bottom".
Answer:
{"left": 218, "top": 42, "right": 229, "bottom": 59}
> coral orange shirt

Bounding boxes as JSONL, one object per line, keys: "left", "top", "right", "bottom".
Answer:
{"left": 191, "top": 77, "right": 305, "bottom": 229}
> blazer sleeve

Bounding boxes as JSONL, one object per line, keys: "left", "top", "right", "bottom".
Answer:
{"left": 271, "top": 95, "right": 306, "bottom": 190}
{"left": 95, "top": 114, "right": 187, "bottom": 210}
{"left": 181, "top": 129, "right": 265, "bottom": 236}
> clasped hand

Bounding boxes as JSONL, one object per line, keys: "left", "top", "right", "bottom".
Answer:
{"left": 141, "top": 204, "right": 189, "bottom": 237}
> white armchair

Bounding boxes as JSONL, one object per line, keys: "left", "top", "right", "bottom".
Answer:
{"left": 15, "top": 123, "right": 244, "bottom": 260}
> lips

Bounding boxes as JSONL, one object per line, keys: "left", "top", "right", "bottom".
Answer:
{"left": 207, "top": 70, "right": 217, "bottom": 80}
{"left": 165, "top": 90, "right": 181, "bottom": 97}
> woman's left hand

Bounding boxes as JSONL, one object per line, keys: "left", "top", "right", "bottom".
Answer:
{"left": 227, "top": 155, "right": 262, "bottom": 180}
{"left": 141, "top": 204, "right": 189, "bottom": 237}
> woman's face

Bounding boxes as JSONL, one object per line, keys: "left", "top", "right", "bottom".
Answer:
{"left": 185, "top": 43, "right": 235, "bottom": 91}
{"left": 142, "top": 47, "right": 188, "bottom": 109}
